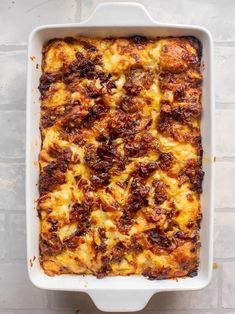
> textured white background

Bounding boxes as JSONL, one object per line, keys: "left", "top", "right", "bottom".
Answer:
{"left": 0, "top": 0, "right": 234, "bottom": 313}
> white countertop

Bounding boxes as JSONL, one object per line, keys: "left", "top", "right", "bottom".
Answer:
{"left": 0, "top": 0, "right": 234, "bottom": 313}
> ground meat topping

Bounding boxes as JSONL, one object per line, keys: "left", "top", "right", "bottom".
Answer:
{"left": 127, "top": 178, "right": 150, "bottom": 212}
{"left": 39, "top": 148, "right": 72, "bottom": 195}
{"left": 40, "top": 233, "right": 63, "bottom": 256}
{"left": 125, "top": 132, "right": 158, "bottom": 157}
{"left": 142, "top": 266, "right": 172, "bottom": 280}
{"left": 178, "top": 159, "right": 204, "bottom": 192}
{"left": 159, "top": 152, "right": 175, "bottom": 171}
{"left": 152, "top": 179, "right": 167, "bottom": 205}
{"left": 69, "top": 203, "right": 90, "bottom": 235}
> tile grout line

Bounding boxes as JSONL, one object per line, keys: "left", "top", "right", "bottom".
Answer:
{"left": 214, "top": 258, "right": 235, "bottom": 264}
{"left": 0, "top": 158, "right": 25, "bottom": 164}
{"left": 0, "top": 108, "right": 26, "bottom": 111}
{"left": 215, "top": 208, "right": 235, "bottom": 212}
{"left": 0, "top": 44, "right": 27, "bottom": 52}
{"left": 216, "top": 157, "right": 235, "bottom": 162}
{"left": 214, "top": 40, "right": 235, "bottom": 46}
{"left": 0, "top": 209, "right": 26, "bottom": 214}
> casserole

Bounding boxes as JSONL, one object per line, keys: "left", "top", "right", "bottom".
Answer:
{"left": 38, "top": 35, "right": 203, "bottom": 278}
{"left": 26, "top": 2, "right": 214, "bottom": 312}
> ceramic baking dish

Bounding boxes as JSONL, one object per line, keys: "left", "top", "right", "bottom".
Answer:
{"left": 26, "top": 2, "right": 214, "bottom": 312}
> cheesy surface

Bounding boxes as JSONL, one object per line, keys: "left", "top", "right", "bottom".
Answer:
{"left": 38, "top": 36, "right": 203, "bottom": 279}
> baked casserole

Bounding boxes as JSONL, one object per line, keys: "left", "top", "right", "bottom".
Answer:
{"left": 38, "top": 35, "right": 203, "bottom": 279}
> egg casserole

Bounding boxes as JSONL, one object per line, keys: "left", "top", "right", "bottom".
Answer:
{"left": 38, "top": 36, "right": 203, "bottom": 279}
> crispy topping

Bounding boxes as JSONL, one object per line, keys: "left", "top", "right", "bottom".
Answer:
{"left": 39, "top": 148, "right": 71, "bottom": 195}
{"left": 159, "top": 152, "right": 175, "bottom": 171}
{"left": 178, "top": 159, "right": 204, "bottom": 192}
{"left": 152, "top": 180, "right": 167, "bottom": 205}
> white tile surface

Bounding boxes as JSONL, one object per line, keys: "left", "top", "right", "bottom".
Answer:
{"left": 0, "top": 111, "right": 25, "bottom": 159}
{"left": 214, "top": 212, "right": 235, "bottom": 258}
{"left": 0, "top": 0, "right": 78, "bottom": 44}
{"left": 0, "top": 263, "right": 48, "bottom": 309}
{"left": 215, "top": 47, "right": 235, "bottom": 103}
{"left": 81, "top": 0, "right": 235, "bottom": 41}
{"left": 215, "top": 162, "right": 235, "bottom": 208}
{"left": 0, "top": 50, "right": 26, "bottom": 108}
{"left": 0, "top": 164, "right": 25, "bottom": 211}
{"left": 9, "top": 213, "right": 26, "bottom": 259}
{"left": 0, "top": 213, "right": 6, "bottom": 259}
{"left": 222, "top": 262, "right": 235, "bottom": 308}
{"left": 48, "top": 291, "right": 95, "bottom": 311}
{"left": 147, "top": 270, "right": 219, "bottom": 310}
{"left": 216, "top": 110, "right": 235, "bottom": 157}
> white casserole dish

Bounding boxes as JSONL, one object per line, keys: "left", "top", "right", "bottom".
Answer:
{"left": 26, "top": 2, "right": 215, "bottom": 312}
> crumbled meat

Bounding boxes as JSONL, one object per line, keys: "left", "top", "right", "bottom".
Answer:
{"left": 90, "top": 173, "right": 110, "bottom": 189}
{"left": 41, "top": 103, "right": 77, "bottom": 128}
{"left": 119, "top": 96, "right": 138, "bottom": 113}
{"left": 84, "top": 144, "right": 114, "bottom": 176}
{"left": 76, "top": 178, "right": 93, "bottom": 193}
{"left": 133, "top": 161, "right": 158, "bottom": 178}
{"left": 159, "top": 70, "right": 202, "bottom": 91}
{"left": 123, "top": 74, "right": 142, "bottom": 95}
{"left": 38, "top": 73, "right": 59, "bottom": 96}
{"left": 40, "top": 232, "right": 62, "bottom": 256}
{"left": 77, "top": 39, "right": 98, "bottom": 52}
{"left": 82, "top": 194, "right": 101, "bottom": 211}
{"left": 97, "top": 142, "right": 117, "bottom": 162}
{"left": 142, "top": 266, "right": 172, "bottom": 280}
{"left": 110, "top": 241, "right": 126, "bottom": 263}
{"left": 125, "top": 133, "right": 157, "bottom": 157}
{"left": 96, "top": 264, "right": 112, "bottom": 278}
{"left": 47, "top": 218, "right": 58, "bottom": 232}
{"left": 178, "top": 159, "right": 204, "bottom": 192}
{"left": 69, "top": 57, "right": 96, "bottom": 79}
{"left": 85, "top": 83, "right": 102, "bottom": 98}
{"left": 159, "top": 152, "right": 175, "bottom": 171}
{"left": 81, "top": 102, "right": 109, "bottom": 129}
{"left": 174, "top": 86, "right": 186, "bottom": 100}
{"left": 160, "top": 100, "right": 201, "bottom": 121}
{"left": 130, "top": 35, "right": 148, "bottom": 47}
{"left": 47, "top": 143, "right": 63, "bottom": 158}
{"left": 152, "top": 179, "right": 167, "bottom": 205}
{"left": 129, "top": 236, "right": 143, "bottom": 253}
{"left": 94, "top": 227, "right": 107, "bottom": 253}
{"left": 69, "top": 203, "right": 90, "bottom": 235}
{"left": 106, "top": 112, "right": 141, "bottom": 140}
{"left": 127, "top": 178, "right": 150, "bottom": 211}
{"left": 123, "top": 70, "right": 153, "bottom": 95}
{"left": 63, "top": 232, "right": 81, "bottom": 250}
{"left": 39, "top": 148, "right": 72, "bottom": 194}
{"left": 117, "top": 208, "right": 133, "bottom": 234}
{"left": 147, "top": 228, "right": 172, "bottom": 248}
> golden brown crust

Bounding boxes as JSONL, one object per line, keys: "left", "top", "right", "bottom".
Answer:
{"left": 38, "top": 35, "right": 203, "bottom": 279}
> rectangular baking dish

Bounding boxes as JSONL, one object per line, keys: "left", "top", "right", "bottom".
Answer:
{"left": 26, "top": 2, "right": 214, "bottom": 312}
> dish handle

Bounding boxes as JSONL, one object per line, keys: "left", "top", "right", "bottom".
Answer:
{"left": 83, "top": 2, "right": 156, "bottom": 26}
{"left": 88, "top": 289, "right": 155, "bottom": 312}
